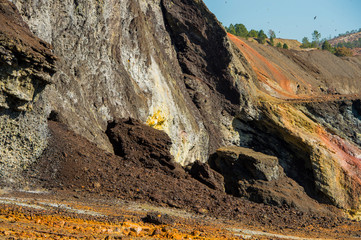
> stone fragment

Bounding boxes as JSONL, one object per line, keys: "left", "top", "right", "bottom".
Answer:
{"left": 142, "top": 211, "right": 174, "bottom": 225}
{"left": 188, "top": 160, "right": 225, "bottom": 191}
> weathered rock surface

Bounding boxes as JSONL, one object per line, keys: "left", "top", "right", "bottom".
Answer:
{"left": 210, "top": 146, "right": 322, "bottom": 211}
{"left": 11, "top": 0, "right": 252, "bottom": 166}
{"left": 162, "top": 0, "right": 257, "bottom": 152}
{"left": 229, "top": 35, "right": 361, "bottom": 211}
{"left": 214, "top": 146, "right": 282, "bottom": 181}
{"left": 0, "top": 0, "right": 56, "bottom": 185}
{"left": 0, "top": 0, "right": 55, "bottom": 110}
{"left": 3, "top": 0, "right": 361, "bottom": 216}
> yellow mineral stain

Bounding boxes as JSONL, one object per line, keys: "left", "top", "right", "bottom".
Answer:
{"left": 146, "top": 110, "right": 166, "bottom": 130}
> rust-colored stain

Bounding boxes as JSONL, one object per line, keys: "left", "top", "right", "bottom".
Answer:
{"left": 0, "top": 204, "right": 236, "bottom": 239}
{"left": 317, "top": 126, "right": 361, "bottom": 185}
{"left": 228, "top": 33, "right": 296, "bottom": 98}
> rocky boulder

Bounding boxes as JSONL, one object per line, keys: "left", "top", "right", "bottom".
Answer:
{"left": 214, "top": 146, "right": 283, "bottom": 181}
{"left": 188, "top": 160, "right": 225, "bottom": 192}
{"left": 210, "top": 146, "right": 322, "bottom": 211}
{"left": 106, "top": 118, "right": 185, "bottom": 177}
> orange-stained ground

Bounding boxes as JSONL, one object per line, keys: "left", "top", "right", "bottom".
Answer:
{"left": 1, "top": 191, "right": 361, "bottom": 240}
{"left": 0, "top": 194, "right": 238, "bottom": 240}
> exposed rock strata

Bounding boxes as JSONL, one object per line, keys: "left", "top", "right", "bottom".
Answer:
{"left": 228, "top": 35, "right": 361, "bottom": 210}
{"left": 0, "top": 0, "right": 56, "bottom": 185}
{"left": 4, "top": 0, "right": 361, "bottom": 215}
{"left": 162, "top": 0, "right": 258, "bottom": 152}
{"left": 13, "top": 0, "right": 242, "bottom": 165}
{"left": 0, "top": 0, "right": 55, "bottom": 110}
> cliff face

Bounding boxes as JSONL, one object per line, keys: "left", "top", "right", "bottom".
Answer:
{"left": 228, "top": 35, "right": 361, "bottom": 210}
{"left": 2, "top": 0, "right": 361, "bottom": 215}
{"left": 0, "top": 0, "right": 55, "bottom": 185}
{"left": 11, "top": 0, "right": 255, "bottom": 165}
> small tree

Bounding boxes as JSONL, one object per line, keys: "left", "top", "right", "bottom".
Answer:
{"left": 276, "top": 42, "right": 282, "bottom": 48}
{"left": 248, "top": 29, "right": 258, "bottom": 38}
{"left": 301, "top": 37, "right": 311, "bottom": 48}
{"left": 283, "top": 43, "right": 289, "bottom": 49}
{"left": 270, "top": 37, "right": 275, "bottom": 46}
{"left": 268, "top": 29, "right": 276, "bottom": 39}
{"left": 322, "top": 40, "right": 332, "bottom": 52}
{"left": 312, "top": 30, "right": 321, "bottom": 47}
{"left": 257, "top": 30, "right": 267, "bottom": 44}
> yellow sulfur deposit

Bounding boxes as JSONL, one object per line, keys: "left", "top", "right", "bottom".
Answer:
{"left": 146, "top": 110, "right": 167, "bottom": 130}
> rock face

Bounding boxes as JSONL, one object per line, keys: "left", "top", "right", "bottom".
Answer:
{"left": 228, "top": 35, "right": 361, "bottom": 210}
{"left": 162, "top": 0, "right": 257, "bottom": 152}
{"left": 0, "top": 0, "right": 55, "bottom": 110}
{"left": 3, "top": 0, "right": 361, "bottom": 215}
{"left": 0, "top": 0, "right": 56, "bottom": 185}
{"left": 11, "top": 0, "right": 253, "bottom": 166}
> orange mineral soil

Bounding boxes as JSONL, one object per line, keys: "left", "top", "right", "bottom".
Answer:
{"left": 228, "top": 33, "right": 297, "bottom": 98}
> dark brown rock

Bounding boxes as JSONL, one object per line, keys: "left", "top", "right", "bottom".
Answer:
{"left": 142, "top": 212, "right": 175, "bottom": 225}
{"left": 214, "top": 146, "right": 283, "bottom": 181}
{"left": 188, "top": 160, "right": 225, "bottom": 191}
{"left": 210, "top": 146, "right": 322, "bottom": 211}
{"left": 106, "top": 118, "right": 184, "bottom": 177}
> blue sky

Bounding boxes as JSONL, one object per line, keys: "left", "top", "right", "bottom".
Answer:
{"left": 203, "top": 0, "right": 361, "bottom": 41}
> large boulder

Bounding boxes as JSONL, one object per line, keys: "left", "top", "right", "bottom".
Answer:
{"left": 214, "top": 146, "right": 282, "bottom": 181}
{"left": 106, "top": 118, "right": 185, "bottom": 177}
{"left": 211, "top": 146, "right": 322, "bottom": 212}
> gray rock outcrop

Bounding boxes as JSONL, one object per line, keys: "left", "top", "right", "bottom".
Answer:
{"left": 0, "top": 0, "right": 56, "bottom": 185}
{"left": 11, "top": 0, "right": 254, "bottom": 165}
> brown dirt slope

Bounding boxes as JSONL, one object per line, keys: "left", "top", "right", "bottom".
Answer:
{"left": 0, "top": 0, "right": 55, "bottom": 64}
